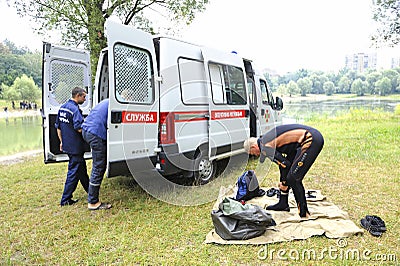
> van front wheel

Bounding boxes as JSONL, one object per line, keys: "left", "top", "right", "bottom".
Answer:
{"left": 193, "top": 150, "right": 215, "bottom": 185}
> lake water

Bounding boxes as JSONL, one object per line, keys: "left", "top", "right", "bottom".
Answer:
{"left": 0, "top": 115, "right": 42, "bottom": 156}
{"left": 282, "top": 98, "right": 399, "bottom": 123}
{"left": 0, "top": 98, "right": 399, "bottom": 156}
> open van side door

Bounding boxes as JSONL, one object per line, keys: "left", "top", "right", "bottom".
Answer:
{"left": 201, "top": 48, "right": 250, "bottom": 160}
{"left": 104, "top": 21, "right": 160, "bottom": 177}
{"left": 41, "top": 43, "right": 92, "bottom": 163}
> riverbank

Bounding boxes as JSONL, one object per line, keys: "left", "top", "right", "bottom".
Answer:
{"left": 0, "top": 149, "right": 41, "bottom": 165}
{"left": 281, "top": 93, "right": 400, "bottom": 103}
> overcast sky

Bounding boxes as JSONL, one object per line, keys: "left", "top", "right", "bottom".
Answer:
{"left": 1, "top": 0, "right": 398, "bottom": 73}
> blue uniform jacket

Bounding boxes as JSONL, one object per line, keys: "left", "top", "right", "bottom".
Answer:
{"left": 55, "top": 99, "right": 86, "bottom": 154}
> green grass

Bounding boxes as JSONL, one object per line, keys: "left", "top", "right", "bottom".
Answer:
{"left": 1, "top": 109, "right": 399, "bottom": 265}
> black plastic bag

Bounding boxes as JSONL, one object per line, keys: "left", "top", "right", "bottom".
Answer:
{"left": 211, "top": 197, "right": 276, "bottom": 240}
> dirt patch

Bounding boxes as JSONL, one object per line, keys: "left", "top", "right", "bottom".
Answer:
{"left": 0, "top": 150, "right": 42, "bottom": 166}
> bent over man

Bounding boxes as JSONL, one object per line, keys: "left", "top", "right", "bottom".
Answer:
{"left": 82, "top": 99, "right": 111, "bottom": 210}
{"left": 244, "top": 124, "right": 324, "bottom": 217}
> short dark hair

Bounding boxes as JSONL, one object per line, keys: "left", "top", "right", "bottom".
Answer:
{"left": 71, "top": 87, "right": 86, "bottom": 98}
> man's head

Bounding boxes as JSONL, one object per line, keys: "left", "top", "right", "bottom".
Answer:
{"left": 243, "top": 137, "right": 260, "bottom": 156}
{"left": 71, "top": 87, "right": 87, "bottom": 104}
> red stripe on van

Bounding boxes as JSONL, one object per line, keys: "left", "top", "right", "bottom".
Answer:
{"left": 121, "top": 111, "right": 158, "bottom": 123}
{"left": 211, "top": 110, "right": 246, "bottom": 120}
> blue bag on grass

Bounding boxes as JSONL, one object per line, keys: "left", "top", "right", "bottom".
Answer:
{"left": 235, "top": 170, "right": 265, "bottom": 201}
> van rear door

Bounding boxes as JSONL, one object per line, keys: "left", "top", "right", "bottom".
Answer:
{"left": 41, "top": 43, "right": 92, "bottom": 163}
{"left": 104, "top": 21, "right": 159, "bottom": 177}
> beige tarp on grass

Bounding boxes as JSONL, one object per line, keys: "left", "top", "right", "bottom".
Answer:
{"left": 205, "top": 186, "right": 363, "bottom": 245}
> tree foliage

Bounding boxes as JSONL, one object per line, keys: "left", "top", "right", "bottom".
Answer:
{"left": 287, "top": 80, "right": 299, "bottom": 96}
{"left": 323, "top": 81, "right": 335, "bottom": 96}
{"left": 267, "top": 67, "right": 400, "bottom": 97}
{"left": 375, "top": 76, "right": 392, "bottom": 95}
{"left": 296, "top": 77, "right": 312, "bottom": 96}
{"left": 7, "top": 74, "right": 41, "bottom": 102}
{"left": 9, "top": 0, "right": 209, "bottom": 75}
{"left": 372, "top": 0, "right": 400, "bottom": 46}
{"left": 0, "top": 41, "right": 42, "bottom": 92}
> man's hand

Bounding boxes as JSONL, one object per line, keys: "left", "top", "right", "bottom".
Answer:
{"left": 59, "top": 142, "right": 63, "bottom": 152}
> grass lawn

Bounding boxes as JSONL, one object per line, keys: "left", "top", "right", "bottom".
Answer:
{"left": 0, "top": 109, "right": 399, "bottom": 265}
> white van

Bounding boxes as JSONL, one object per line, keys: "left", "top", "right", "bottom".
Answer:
{"left": 41, "top": 20, "right": 283, "bottom": 184}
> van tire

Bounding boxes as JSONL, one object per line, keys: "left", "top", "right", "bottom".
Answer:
{"left": 193, "top": 149, "right": 215, "bottom": 185}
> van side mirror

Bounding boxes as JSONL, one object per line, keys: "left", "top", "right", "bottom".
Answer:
{"left": 275, "top": 97, "right": 283, "bottom": 110}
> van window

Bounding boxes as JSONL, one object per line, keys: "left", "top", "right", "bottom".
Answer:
{"left": 209, "top": 64, "right": 224, "bottom": 104}
{"left": 260, "top": 79, "right": 274, "bottom": 107}
{"left": 114, "top": 43, "right": 154, "bottom": 104}
{"left": 178, "top": 58, "right": 208, "bottom": 105}
{"left": 209, "top": 63, "right": 246, "bottom": 105}
{"left": 50, "top": 60, "right": 88, "bottom": 105}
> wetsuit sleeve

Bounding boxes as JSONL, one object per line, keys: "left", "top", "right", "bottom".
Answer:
{"left": 259, "top": 145, "right": 274, "bottom": 163}
{"left": 260, "top": 144, "right": 290, "bottom": 168}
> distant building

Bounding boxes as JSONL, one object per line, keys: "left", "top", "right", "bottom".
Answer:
{"left": 345, "top": 52, "right": 377, "bottom": 72}
{"left": 391, "top": 56, "right": 400, "bottom": 68}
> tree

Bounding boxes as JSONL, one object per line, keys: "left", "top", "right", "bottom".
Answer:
{"left": 381, "top": 69, "right": 399, "bottom": 93}
{"left": 297, "top": 77, "right": 312, "bottom": 96}
{"left": 323, "top": 81, "right": 335, "bottom": 96}
{"left": 366, "top": 71, "right": 382, "bottom": 94}
{"left": 371, "top": 0, "right": 400, "bottom": 46}
{"left": 10, "top": 0, "right": 209, "bottom": 76}
{"left": 351, "top": 78, "right": 367, "bottom": 96}
{"left": 338, "top": 76, "right": 351, "bottom": 93}
{"left": 2, "top": 83, "right": 20, "bottom": 100}
{"left": 287, "top": 80, "right": 299, "bottom": 97}
{"left": 276, "top": 84, "right": 287, "bottom": 97}
{"left": 0, "top": 40, "right": 42, "bottom": 88}
{"left": 375, "top": 77, "right": 391, "bottom": 96}
{"left": 11, "top": 74, "right": 40, "bottom": 102}
{"left": 309, "top": 73, "right": 327, "bottom": 94}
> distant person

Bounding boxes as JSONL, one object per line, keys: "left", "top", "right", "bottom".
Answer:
{"left": 82, "top": 99, "right": 112, "bottom": 210}
{"left": 55, "top": 87, "right": 89, "bottom": 206}
{"left": 243, "top": 124, "right": 324, "bottom": 218}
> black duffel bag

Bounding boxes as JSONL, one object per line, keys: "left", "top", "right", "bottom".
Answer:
{"left": 211, "top": 197, "right": 276, "bottom": 240}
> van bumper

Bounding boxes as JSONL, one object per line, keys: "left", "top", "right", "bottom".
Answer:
{"left": 157, "top": 144, "right": 195, "bottom": 176}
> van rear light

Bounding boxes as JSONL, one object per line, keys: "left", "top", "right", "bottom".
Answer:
{"left": 159, "top": 112, "right": 175, "bottom": 144}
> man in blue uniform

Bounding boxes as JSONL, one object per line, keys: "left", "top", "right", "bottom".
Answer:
{"left": 244, "top": 124, "right": 324, "bottom": 218}
{"left": 82, "top": 99, "right": 112, "bottom": 210}
{"left": 55, "top": 87, "right": 89, "bottom": 206}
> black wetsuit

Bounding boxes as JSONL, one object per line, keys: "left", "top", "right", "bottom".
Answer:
{"left": 258, "top": 124, "right": 324, "bottom": 215}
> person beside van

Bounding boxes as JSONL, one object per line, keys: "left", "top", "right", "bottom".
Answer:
{"left": 82, "top": 99, "right": 112, "bottom": 210}
{"left": 243, "top": 124, "right": 324, "bottom": 218}
{"left": 55, "top": 87, "right": 89, "bottom": 206}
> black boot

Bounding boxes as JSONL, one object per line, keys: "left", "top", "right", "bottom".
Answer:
{"left": 266, "top": 189, "right": 290, "bottom": 212}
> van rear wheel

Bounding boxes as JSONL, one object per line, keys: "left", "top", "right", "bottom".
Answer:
{"left": 193, "top": 150, "right": 215, "bottom": 185}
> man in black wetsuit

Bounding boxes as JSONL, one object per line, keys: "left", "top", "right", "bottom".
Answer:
{"left": 243, "top": 124, "right": 324, "bottom": 217}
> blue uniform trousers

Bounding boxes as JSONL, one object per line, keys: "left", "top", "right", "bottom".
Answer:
{"left": 82, "top": 130, "right": 107, "bottom": 204}
{"left": 60, "top": 154, "right": 89, "bottom": 205}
